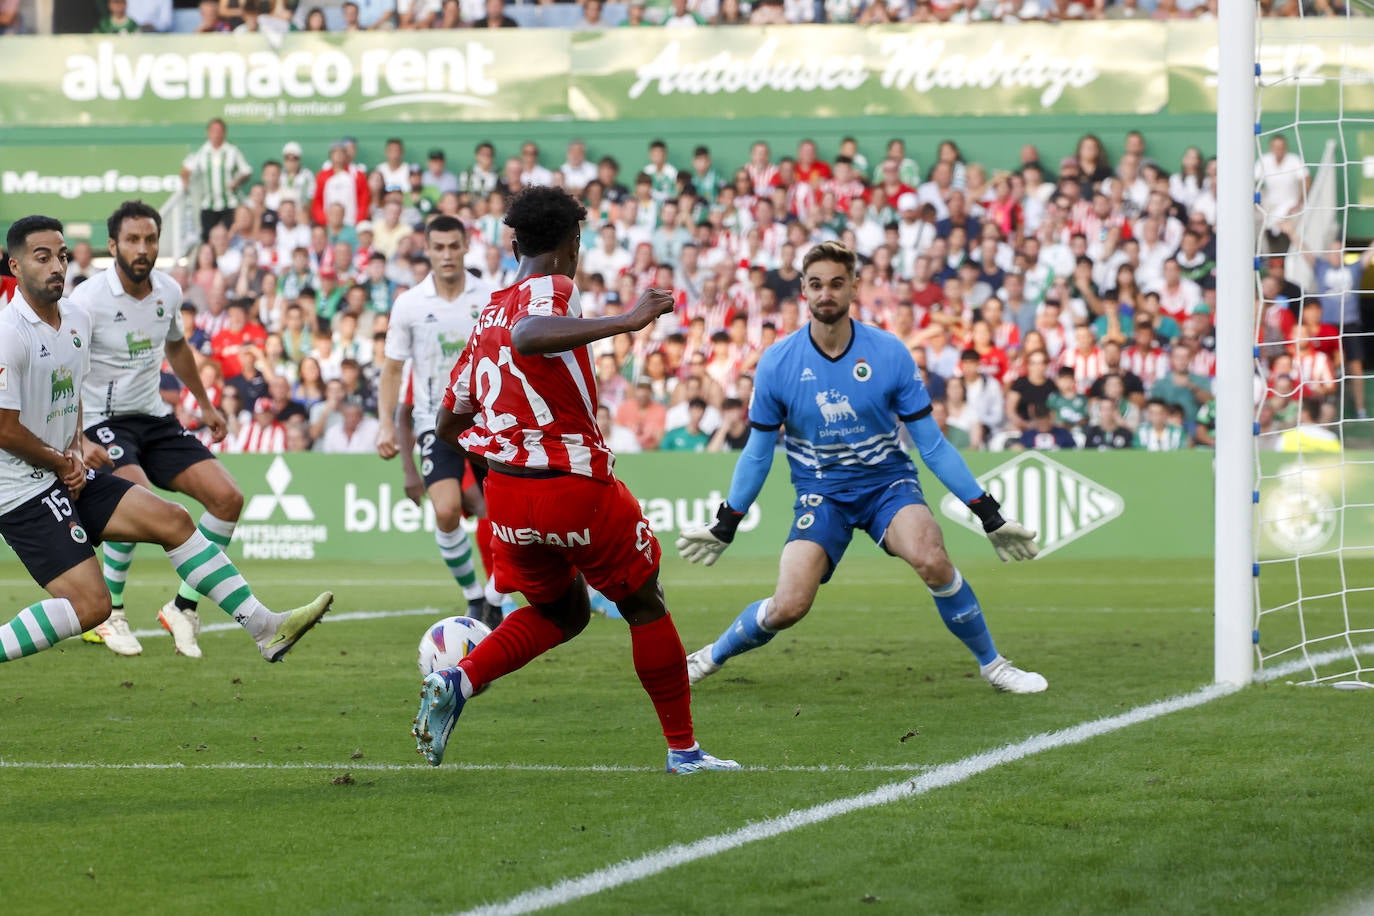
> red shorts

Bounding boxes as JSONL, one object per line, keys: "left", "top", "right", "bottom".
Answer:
{"left": 484, "top": 472, "right": 661, "bottom": 605}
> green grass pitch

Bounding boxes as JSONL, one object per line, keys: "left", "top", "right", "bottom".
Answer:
{"left": 2, "top": 554, "right": 1373, "bottom": 915}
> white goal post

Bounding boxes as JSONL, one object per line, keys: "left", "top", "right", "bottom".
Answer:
{"left": 1214, "top": 1, "right": 1258, "bottom": 687}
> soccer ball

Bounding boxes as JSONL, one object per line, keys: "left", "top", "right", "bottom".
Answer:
{"left": 417, "top": 615, "right": 492, "bottom": 677}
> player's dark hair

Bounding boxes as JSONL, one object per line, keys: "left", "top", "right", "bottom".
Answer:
{"left": 425, "top": 215, "right": 467, "bottom": 241}
{"left": 107, "top": 200, "right": 162, "bottom": 241}
{"left": 802, "top": 240, "right": 856, "bottom": 278}
{"left": 6, "top": 215, "right": 64, "bottom": 255}
{"left": 504, "top": 186, "right": 587, "bottom": 258}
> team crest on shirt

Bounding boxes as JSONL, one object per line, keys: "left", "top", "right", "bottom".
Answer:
{"left": 796, "top": 512, "right": 815, "bottom": 530}
{"left": 156, "top": 303, "right": 165, "bottom": 318}
{"left": 70, "top": 331, "right": 82, "bottom": 349}
{"left": 107, "top": 445, "right": 125, "bottom": 460}
{"left": 853, "top": 359, "right": 872, "bottom": 382}
{"left": 69, "top": 523, "right": 88, "bottom": 544}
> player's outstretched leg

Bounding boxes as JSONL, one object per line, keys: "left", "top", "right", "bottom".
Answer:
{"left": 85, "top": 541, "right": 142, "bottom": 655}
{"left": 929, "top": 569, "right": 1047, "bottom": 694}
{"left": 412, "top": 600, "right": 569, "bottom": 765}
{"left": 105, "top": 486, "right": 332, "bottom": 662}
{"left": 0, "top": 599, "right": 84, "bottom": 662}
{"left": 161, "top": 513, "right": 236, "bottom": 658}
{"left": 688, "top": 598, "right": 776, "bottom": 685}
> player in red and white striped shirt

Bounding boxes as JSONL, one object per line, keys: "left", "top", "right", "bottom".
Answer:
{"left": 412, "top": 187, "right": 738, "bottom": 774}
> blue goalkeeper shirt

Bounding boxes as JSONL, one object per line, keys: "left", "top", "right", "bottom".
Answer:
{"left": 748, "top": 320, "right": 929, "bottom": 494}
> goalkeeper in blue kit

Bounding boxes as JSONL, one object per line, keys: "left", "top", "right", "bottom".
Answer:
{"left": 676, "top": 242, "right": 1047, "bottom": 693}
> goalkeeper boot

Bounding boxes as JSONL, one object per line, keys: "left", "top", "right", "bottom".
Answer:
{"left": 413, "top": 669, "right": 467, "bottom": 766}
{"left": 686, "top": 644, "right": 721, "bottom": 686}
{"left": 666, "top": 745, "right": 742, "bottom": 775}
{"left": 158, "top": 601, "right": 203, "bottom": 659}
{"left": 94, "top": 609, "right": 142, "bottom": 656}
{"left": 257, "top": 592, "right": 333, "bottom": 662}
{"left": 980, "top": 656, "right": 1048, "bottom": 694}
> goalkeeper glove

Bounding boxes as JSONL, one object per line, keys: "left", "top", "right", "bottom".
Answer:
{"left": 967, "top": 492, "right": 1039, "bottom": 563}
{"left": 675, "top": 502, "right": 745, "bottom": 567}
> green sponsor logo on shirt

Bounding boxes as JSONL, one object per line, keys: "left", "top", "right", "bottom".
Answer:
{"left": 50, "top": 367, "right": 75, "bottom": 401}
{"left": 126, "top": 330, "right": 154, "bottom": 358}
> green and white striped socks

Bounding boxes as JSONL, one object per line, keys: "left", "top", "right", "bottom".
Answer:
{"left": 0, "top": 598, "right": 82, "bottom": 662}
{"left": 165, "top": 531, "right": 272, "bottom": 639}
{"left": 174, "top": 513, "right": 237, "bottom": 608}
{"left": 102, "top": 541, "right": 136, "bottom": 607}
{"left": 436, "top": 526, "right": 484, "bottom": 602}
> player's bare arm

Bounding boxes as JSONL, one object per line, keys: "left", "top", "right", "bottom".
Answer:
{"left": 510, "top": 289, "right": 674, "bottom": 356}
{"left": 435, "top": 408, "right": 483, "bottom": 470}
{"left": 165, "top": 336, "right": 227, "bottom": 442}
{"left": 0, "top": 408, "right": 84, "bottom": 491}
{"left": 376, "top": 358, "right": 405, "bottom": 459}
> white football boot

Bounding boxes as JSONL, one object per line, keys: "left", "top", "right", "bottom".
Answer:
{"left": 94, "top": 609, "right": 143, "bottom": 656}
{"left": 980, "top": 656, "right": 1048, "bottom": 693}
{"left": 158, "top": 602, "right": 203, "bottom": 659}
{"left": 686, "top": 645, "right": 721, "bottom": 686}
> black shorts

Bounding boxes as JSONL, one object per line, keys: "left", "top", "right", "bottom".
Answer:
{"left": 418, "top": 430, "right": 467, "bottom": 489}
{"left": 0, "top": 472, "right": 136, "bottom": 587}
{"left": 86, "top": 414, "right": 216, "bottom": 491}
{"left": 1340, "top": 324, "right": 1368, "bottom": 367}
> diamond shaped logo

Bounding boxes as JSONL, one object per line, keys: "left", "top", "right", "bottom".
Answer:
{"left": 242, "top": 456, "right": 316, "bottom": 522}
{"left": 939, "top": 453, "right": 1124, "bottom": 557}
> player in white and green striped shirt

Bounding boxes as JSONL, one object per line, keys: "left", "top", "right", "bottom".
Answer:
{"left": 180, "top": 118, "right": 253, "bottom": 242}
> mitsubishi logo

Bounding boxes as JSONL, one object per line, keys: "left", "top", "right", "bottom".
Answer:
{"left": 242, "top": 456, "right": 315, "bottom": 522}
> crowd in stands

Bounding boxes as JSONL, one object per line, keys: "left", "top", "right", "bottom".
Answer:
{"left": 49, "top": 116, "right": 1367, "bottom": 456}
{"left": 0, "top": 0, "right": 1355, "bottom": 35}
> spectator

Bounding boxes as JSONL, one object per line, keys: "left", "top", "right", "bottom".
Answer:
{"left": 237, "top": 398, "right": 288, "bottom": 453}
{"left": 1013, "top": 403, "right": 1076, "bottom": 451}
{"left": 1135, "top": 398, "right": 1187, "bottom": 451}
{"left": 267, "top": 376, "right": 310, "bottom": 425}
{"left": 475, "top": 0, "right": 519, "bottom": 27}
{"left": 1047, "top": 366, "right": 1089, "bottom": 429}
{"left": 319, "top": 396, "right": 380, "bottom": 454}
{"left": 313, "top": 142, "right": 370, "bottom": 228}
{"left": 596, "top": 403, "right": 641, "bottom": 454}
{"left": 95, "top": 0, "right": 141, "bottom": 33}
{"left": 623, "top": 0, "right": 651, "bottom": 25}
{"left": 194, "top": 0, "right": 228, "bottom": 30}
{"left": 211, "top": 299, "right": 268, "bottom": 382}
{"left": 707, "top": 397, "right": 750, "bottom": 451}
{"left": 182, "top": 119, "right": 253, "bottom": 243}
{"left": 1007, "top": 349, "right": 1054, "bottom": 432}
{"left": 1150, "top": 345, "right": 1212, "bottom": 423}
{"left": 664, "top": 0, "right": 707, "bottom": 25}
{"left": 1084, "top": 396, "right": 1134, "bottom": 449}
{"left": 616, "top": 379, "right": 669, "bottom": 450}
{"left": 303, "top": 5, "right": 327, "bottom": 28}
{"left": 574, "top": 0, "right": 606, "bottom": 27}
{"left": 560, "top": 140, "right": 598, "bottom": 194}
{"left": 660, "top": 398, "right": 711, "bottom": 451}
{"left": 1303, "top": 240, "right": 1374, "bottom": 418}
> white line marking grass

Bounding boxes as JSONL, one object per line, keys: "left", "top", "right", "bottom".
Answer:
{"left": 452, "top": 641, "right": 1374, "bottom": 916}
{"left": 0, "top": 760, "right": 927, "bottom": 775}
{"left": 128, "top": 606, "right": 446, "bottom": 639}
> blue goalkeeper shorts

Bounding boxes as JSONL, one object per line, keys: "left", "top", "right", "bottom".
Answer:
{"left": 785, "top": 476, "right": 926, "bottom": 583}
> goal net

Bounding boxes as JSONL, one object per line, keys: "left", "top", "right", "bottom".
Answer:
{"left": 1247, "top": 4, "right": 1374, "bottom": 686}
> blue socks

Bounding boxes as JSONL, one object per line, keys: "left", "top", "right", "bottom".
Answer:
{"left": 710, "top": 599, "right": 776, "bottom": 666}
{"left": 930, "top": 569, "right": 998, "bottom": 666}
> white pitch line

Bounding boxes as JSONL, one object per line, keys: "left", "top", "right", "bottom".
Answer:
{"left": 452, "top": 681, "right": 1242, "bottom": 916}
{"left": 0, "top": 760, "right": 928, "bottom": 775}
{"left": 128, "top": 606, "right": 448, "bottom": 639}
{"left": 449, "top": 643, "right": 1374, "bottom": 916}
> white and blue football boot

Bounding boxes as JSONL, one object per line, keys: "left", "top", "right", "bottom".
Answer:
{"left": 413, "top": 668, "right": 467, "bottom": 766}
{"left": 666, "top": 745, "right": 742, "bottom": 775}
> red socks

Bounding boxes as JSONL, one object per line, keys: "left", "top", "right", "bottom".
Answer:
{"left": 458, "top": 606, "right": 564, "bottom": 693}
{"left": 457, "top": 607, "right": 696, "bottom": 752}
{"left": 630, "top": 613, "right": 695, "bottom": 751}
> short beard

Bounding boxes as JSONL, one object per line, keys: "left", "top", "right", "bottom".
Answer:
{"left": 116, "top": 252, "right": 152, "bottom": 286}
{"left": 808, "top": 303, "right": 848, "bottom": 325}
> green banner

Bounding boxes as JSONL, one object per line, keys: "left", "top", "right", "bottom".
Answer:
{"left": 1168, "top": 19, "right": 1374, "bottom": 117}
{"left": 0, "top": 32, "right": 568, "bottom": 128}
{"left": 0, "top": 144, "right": 186, "bottom": 244}
{"left": 2, "top": 21, "right": 1370, "bottom": 126}
{"left": 0, "top": 450, "right": 1368, "bottom": 567}
{"left": 570, "top": 22, "right": 1168, "bottom": 120}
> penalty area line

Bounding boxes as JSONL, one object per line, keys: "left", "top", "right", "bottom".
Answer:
{"left": 128, "top": 606, "right": 448, "bottom": 639}
{"left": 453, "top": 680, "right": 1244, "bottom": 916}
